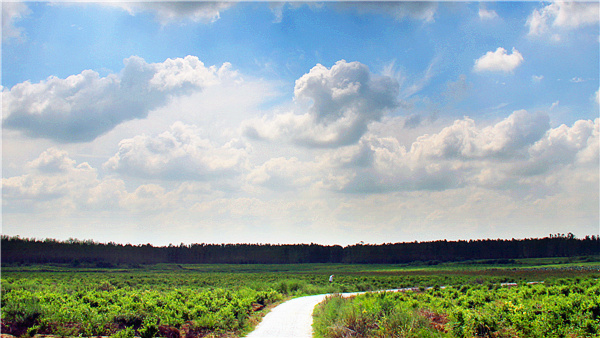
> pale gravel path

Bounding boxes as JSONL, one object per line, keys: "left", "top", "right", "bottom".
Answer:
{"left": 245, "top": 291, "right": 373, "bottom": 338}
{"left": 245, "top": 294, "right": 328, "bottom": 338}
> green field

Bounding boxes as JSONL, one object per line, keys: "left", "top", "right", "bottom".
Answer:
{"left": 314, "top": 278, "right": 600, "bottom": 338}
{"left": 1, "top": 257, "right": 599, "bottom": 337}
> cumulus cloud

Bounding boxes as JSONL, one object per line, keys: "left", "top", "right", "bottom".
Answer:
{"left": 411, "top": 110, "right": 550, "bottom": 160}
{"left": 3, "top": 147, "right": 194, "bottom": 214}
{"left": 107, "top": 2, "right": 235, "bottom": 25}
{"left": 2, "top": 1, "right": 31, "bottom": 41}
{"left": 294, "top": 60, "right": 398, "bottom": 123}
{"left": 2, "top": 148, "right": 101, "bottom": 207}
{"left": 3, "top": 145, "right": 236, "bottom": 216}
{"left": 322, "top": 134, "right": 467, "bottom": 193}
{"left": 104, "top": 122, "right": 251, "bottom": 180}
{"left": 318, "top": 110, "right": 587, "bottom": 194}
{"left": 527, "top": 1, "right": 599, "bottom": 38}
{"left": 243, "top": 60, "right": 399, "bottom": 148}
{"left": 473, "top": 47, "right": 524, "bottom": 73}
{"left": 522, "top": 118, "right": 599, "bottom": 175}
{"left": 3, "top": 56, "right": 236, "bottom": 142}
{"left": 25, "top": 148, "right": 76, "bottom": 173}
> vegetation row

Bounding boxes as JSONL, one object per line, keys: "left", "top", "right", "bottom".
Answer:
{"left": 2, "top": 262, "right": 599, "bottom": 337}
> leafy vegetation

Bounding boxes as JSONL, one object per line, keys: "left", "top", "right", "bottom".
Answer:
{"left": 1, "top": 259, "right": 598, "bottom": 337}
{"left": 1, "top": 271, "right": 286, "bottom": 337}
{"left": 313, "top": 277, "right": 600, "bottom": 338}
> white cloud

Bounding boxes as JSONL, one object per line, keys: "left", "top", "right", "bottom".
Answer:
{"left": 243, "top": 60, "right": 399, "bottom": 148}
{"left": 2, "top": 149, "right": 105, "bottom": 211}
{"left": 243, "top": 110, "right": 592, "bottom": 199}
{"left": 479, "top": 7, "right": 498, "bottom": 20}
{"left": 2, "top": 146, "right": 220, "bottom": 214}
{"left": 596, "top": 88, "right": 600, "bottom": 105}
{"left": 411, "top": 110, "right": 550, "bottom": 160}
{"left": 104, "top": 122, "right": 251, "bottom": 181}
{"left": 293, "top": 60, "right": 398, "bottom": 123}
{"left": 524, "top": 118, "right": 599, "bottom": 173}
{"left": 25, "top": 147, "right": 76, "bottom": 173}
{"left": 3, "top": 56, "right": 237, "bottom": 142}
{"left": 473, "top": 47, "right": 524, "bottom": 73}
{"left": 107, "top": 2, "right": 235, "bottom": 25}
{"left": 527, "top": 1, "right": 599, "bottom": 38}
{"left": 527, "top": 5, "right": 549, "bottom": 36}
{"left": 2, "top": 1, "right": 31, "bottom": 41}
{"left": 319, "top": 110, "right": 581, "bottom": 194}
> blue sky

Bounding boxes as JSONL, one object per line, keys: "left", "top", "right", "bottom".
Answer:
{"left": 2, "top": 1, "right": 599, "bottom": 245}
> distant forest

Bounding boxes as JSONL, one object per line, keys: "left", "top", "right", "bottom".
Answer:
{"left": 2, "top": 234, "right": 598, "bottom": 266}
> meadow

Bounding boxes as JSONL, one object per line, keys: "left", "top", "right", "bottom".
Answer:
{"left": 1, "top": 257, "right": 599, "bottom": 337}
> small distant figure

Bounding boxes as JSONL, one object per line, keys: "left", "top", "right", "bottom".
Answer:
{"left": 329, "top": 274, "right": 334, "bottom": 283}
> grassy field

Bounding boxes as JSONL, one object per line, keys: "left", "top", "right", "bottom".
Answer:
{"left": 1, "top": 256, "right": 599, "bottom": 337}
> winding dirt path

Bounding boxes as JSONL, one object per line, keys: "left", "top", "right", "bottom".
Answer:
{"left": 245, "top": 291, "right": 379, "bottom": 338}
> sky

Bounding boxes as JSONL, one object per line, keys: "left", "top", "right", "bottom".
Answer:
{"left": 2, "top": 1, "right": 599, "bottom": 246}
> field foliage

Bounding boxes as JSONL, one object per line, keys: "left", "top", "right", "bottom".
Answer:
{"left": 314, "top": 278, "right": 600, "bottom": 338}
{"left": 1, "top": 258, "right": 599, "bottom": 337}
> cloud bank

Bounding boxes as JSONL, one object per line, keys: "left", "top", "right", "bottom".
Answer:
{"left": 320, "top": 111, "right": 596, "bottom": 195}
{"left": 3, "top": 109, "right": 597, "bottom": 243}
{"left": 5, "top": 111, "right": 596, "bottom": 215}
{"left": 3, "top": 56, "right": 236, "bottom": 142}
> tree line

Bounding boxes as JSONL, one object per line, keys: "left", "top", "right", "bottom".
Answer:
{"left": 1, "top": 234, "right": 598, "bottom": 266}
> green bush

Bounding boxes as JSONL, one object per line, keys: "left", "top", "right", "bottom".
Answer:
{"left": 1, "top": 274, "right": 285, "bottom": 337}
{"left": 1, "top": 291, "right": 43, "bottom": 336}
{"left": 315, "top": 278, "right": 600, "bottom": 338}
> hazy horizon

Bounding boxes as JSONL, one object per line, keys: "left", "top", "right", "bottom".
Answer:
{"left": 2, "top": 1, "right": 599, "bottom": 247}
